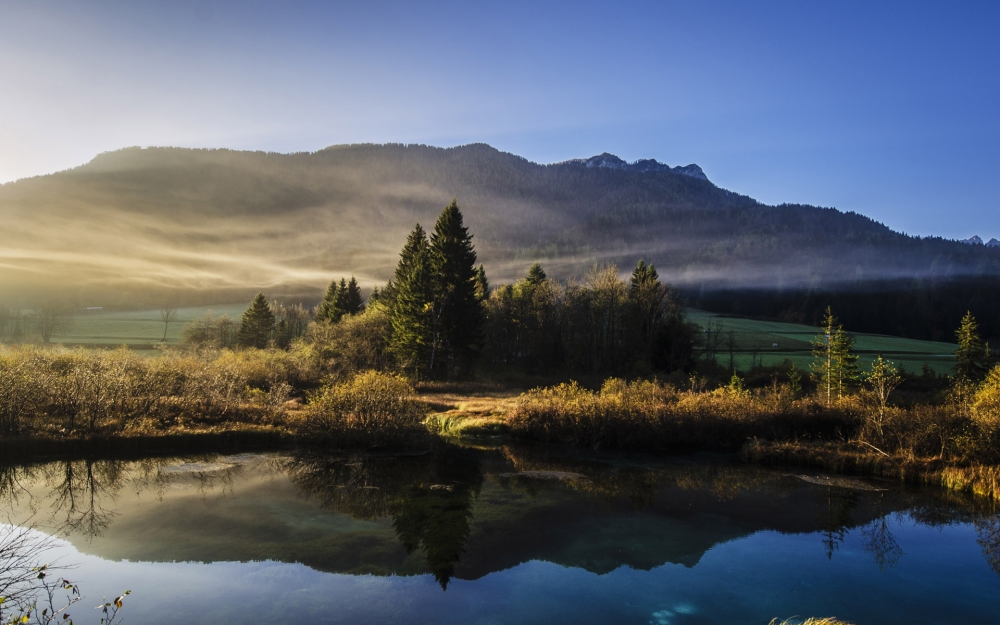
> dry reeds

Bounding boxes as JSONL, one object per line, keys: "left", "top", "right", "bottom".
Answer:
{"left": 505, "top": 378, "right": 854, "bottom": 451}
{"left": 0, "top": 345, "right": 307, "bottom": 437}
{"left": 296, "top": 371, "right": 428, "bottom": 448}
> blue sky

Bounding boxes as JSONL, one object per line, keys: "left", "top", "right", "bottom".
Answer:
{"left": 2, "top": 0, "right": 998, "bottom": 239}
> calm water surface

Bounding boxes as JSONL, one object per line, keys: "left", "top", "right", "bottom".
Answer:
{"left": 2, "top": 443, "right": 998, "bottom": 624}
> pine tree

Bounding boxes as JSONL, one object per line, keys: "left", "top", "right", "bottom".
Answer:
{"left": 473, "top": 264, "right": 490, "bottom": 303}
{"left": 429, "top": 200, "right": 483, "bottom": 376}
{"left": 389, "top": 231, "right": 434, "bottom": 377}
{"left": 526, "top": 262, "right": 547, "bottom": 287}
{"left": 317, "top": 279, "right": 346, "bottom": 323}
{"left": 628, "top": 260, "right": 666, "bottom": 361}
{"left": 380, "top": 224, "right": 430, "bottom": 311}
{"left": 831, "top": 326, "right": 859, "bottom": 399}
{"left": 954, "top": 311, "right": 991, "bottom": 383}
{"left": 237, "top": 293, "right": 275, "bottom": 349}
{"left": 811, "top": 306, "right": 858, "bottom": 403}
{"left": 811, "top": 306, "right": 838, "bottom": 405}
{"left": 343, "top": 276, "right": 365, "bottom": 316}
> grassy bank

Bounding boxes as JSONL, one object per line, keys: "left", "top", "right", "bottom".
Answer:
{"left": 5, "top": 342, "right": 1000, "bottom": 506}
{"left": 744, "top": 439, "right": 1000, "bottom": 501}
{"left": 428, "top": 371, "right": 1000, "bottom": 502}
{"left": 0, "top": 344, "right": 434, "bottom": 454}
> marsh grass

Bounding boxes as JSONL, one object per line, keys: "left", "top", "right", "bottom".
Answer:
{"left": 505, "top": 378, "right": 855, "bottom": 450}
{"left": 295, "top": 371, "right": 428, "bottom": 448}
{"left": 0, "top": 345, "right": 308, "bottom": 438}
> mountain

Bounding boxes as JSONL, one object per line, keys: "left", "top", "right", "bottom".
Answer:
{"left": 962, "top": 235, "right": 985, "bottom": 245}
{"left": 561, "top": 153, "right": 709, "bottom": 180}
{"left": 988, "top": 238, "right": 1000, "bottom": 248}
{"left": 1, "top": 142, "right": 998, "bottom": 339}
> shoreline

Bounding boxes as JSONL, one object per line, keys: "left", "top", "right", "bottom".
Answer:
{"left": 4, "top": 389, "right": 999, "bottom": 503}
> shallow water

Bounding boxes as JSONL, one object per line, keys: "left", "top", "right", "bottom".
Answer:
{"left": 1, "top": 444, "right": 998, "bottom": 624}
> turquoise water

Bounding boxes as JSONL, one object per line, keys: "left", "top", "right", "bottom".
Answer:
{"left": 1, "top": 446, "right": 997, "bottom": 624}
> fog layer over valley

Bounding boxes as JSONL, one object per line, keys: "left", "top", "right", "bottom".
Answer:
{"left": 2, "top": 143, "right": 997, "bottom": 314}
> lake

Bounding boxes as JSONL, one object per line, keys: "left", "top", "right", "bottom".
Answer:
{"left": 1, "top": 443, "right": 998, "bottom": 624}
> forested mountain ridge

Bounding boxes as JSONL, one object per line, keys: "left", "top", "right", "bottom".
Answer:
{"left": 1, "top": 142, "right": 998, "bottom": 338}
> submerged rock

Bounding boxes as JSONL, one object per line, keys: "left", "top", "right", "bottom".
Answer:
{"left": 498, "top": 470, "right": 589, "bottom": 481}
{"left": 791, "top": 474, "right": 887, "bottom": 492}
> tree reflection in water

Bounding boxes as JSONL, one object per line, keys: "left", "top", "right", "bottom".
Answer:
{"left": 861, "top": 497, "right": 904, "bottom": 570}
{"left": 284, "top": 444, "right": 483, "bottom": 589}
{"left": 46, "top": 460, "right": 122, "bottom": 539}
{"left": 2, "top": 449, "right": 1000, "bottom": 586}
{"left": 976, "top": 513, "right": 1000, "bottom": 576}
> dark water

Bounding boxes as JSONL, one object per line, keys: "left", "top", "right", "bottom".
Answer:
{"left": 1, "top": 443, "right": 998, "bottom": 624}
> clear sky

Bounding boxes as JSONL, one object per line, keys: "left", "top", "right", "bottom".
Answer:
{"left": 2, "top": 0, "right": 997, "bottom": 239}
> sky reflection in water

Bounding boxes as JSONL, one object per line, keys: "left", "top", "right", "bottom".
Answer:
{"left": 2, "top": 445, "right": 999, "bottom": 625}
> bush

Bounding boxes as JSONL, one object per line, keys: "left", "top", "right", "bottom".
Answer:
{"left": 505, "top": 378, "right": 854, "bottom": 451}
{"left": 299, "top": 371, "right": 427, "bottom": 448}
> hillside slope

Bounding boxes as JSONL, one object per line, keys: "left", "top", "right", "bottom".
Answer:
{"left": 2, "top": 143, "right": 998, "bottom": 337}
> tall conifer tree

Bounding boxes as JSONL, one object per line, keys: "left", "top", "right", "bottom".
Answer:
{"left": 237, "top": 292, "right": 275, "bottom": 349}
{"left": 526, "top": 262, "right": 547, "bottom": 287}
{"left": 317, "top": 279, "right": 345, "bottom": 323}
{"left": 954, "top": 311, "right": 991, "bottom": 382}
{"left": 811, "top": 307, "right": 838, "bottom": 405}
{"left": 429, "top": 200, "right": 483, "bottom": 376}
{"left": 473, "top": 264, "right": 490, "bottom": 303}
{"left": 343, "top": 276, "right": 365, "bottom": 316}
{"left": 389, "top": 228, "right": 434, "bottom": 376}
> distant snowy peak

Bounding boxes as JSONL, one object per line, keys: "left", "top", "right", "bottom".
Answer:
{"left": 960, "top": 235, "right": 1000, "bottom": 247}
{"left": 563, "top": 152, "right": 709, "bottom": 181}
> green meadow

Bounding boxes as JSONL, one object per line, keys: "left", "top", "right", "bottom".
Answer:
{"left": 684, "top": 308, "right": 957, "bottom": 375}
{"left": 50, "top": 304, "right": 249, "bottom": 349}
{"left": 47, "top": 304, "right": 957, "bottom": 374}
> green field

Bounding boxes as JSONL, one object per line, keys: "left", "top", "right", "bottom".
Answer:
{"left": 685, "top": 308, "right": 957, "bottom": 375}
{"left": 44, "top": 304, "right": 958, "bottom": 375}
{"left": 50, "top": 304, "right": 249, "bottom": 349}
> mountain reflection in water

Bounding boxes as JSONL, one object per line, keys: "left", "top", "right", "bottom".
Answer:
{"left": 1, "top": 443, "right": 999, "bottom": 591}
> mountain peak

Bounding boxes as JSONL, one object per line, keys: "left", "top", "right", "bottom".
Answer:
{"left": 962, "top": 235, "right": 985, "bottom": 245}
{"left": 988, "top": 238, "right": 1000, "bottom": 248}
{"left": 562, "top": 153, "right": 709, "bottom": 181}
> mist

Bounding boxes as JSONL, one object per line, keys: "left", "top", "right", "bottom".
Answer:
{"left": 1, "top": 143, "right": 998, "bottom": 309}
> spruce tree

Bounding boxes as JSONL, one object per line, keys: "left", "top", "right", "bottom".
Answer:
{"left": 628, "top": 260, "right": 665, "bottom": 358}
{"left": 389, "top": 231, "right": 434, "bottom": 376}
{"left": 831, "top": 326, "right": 859, "bottom": 399}
{"left": 429, "top": 200, "right": 483, "bottom": 376}
{"left": 343, "top": 276, "right": 365, "bottom": 316}
{"left": 317, "top": 278, "right": 345, "bottom": 323}
{"left": 811, "top": 307, "right": 838, "bottom": 405}
{"left": 811, "top": 306, "right": 858, "bottom": 402}
{"left": 237, "top": 292, "right": 275, "bottom": 349}
{"left": 955, "top": 311, "right": 991, "bottom": 383}
{"left": 473, "top": 264, "right": 490, "bottom": 303}
{"left": 526, "top": 262, "right": 547, "bottom": 287}
{"left": 381, "top": 224, "right": 430, "bottom": 311}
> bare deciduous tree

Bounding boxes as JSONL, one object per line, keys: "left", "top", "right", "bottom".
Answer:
{"left": 33, "top": 302, "right": 72, "bottom": 343}
{"left": 160, "top": 305, "right": 178, "bottom": 341}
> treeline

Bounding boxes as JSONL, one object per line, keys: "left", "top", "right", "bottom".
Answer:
{"left": 505, "top": 307, "right": 1000, "bottom": 486}
{"left": 482, "top": 261, "right": 695, "bottom": 375}
{"left": 196, "top": 200, "right": 697, "bottom": 382}
{"left": 688, "top": 276, "right": 1000, "bottom": 343}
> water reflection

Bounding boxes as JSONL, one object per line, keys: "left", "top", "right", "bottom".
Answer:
{"left": 976, "top": 514, "right": 1000, "bottom": 575}
{"left": 285, "top": 445, "right": 483, "bottom": 588}
{"left": 861, "top": 496, "right": 904, "bottom": 570}
{"left": 0, "top": 445, "right": 998, "bottom": 587}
